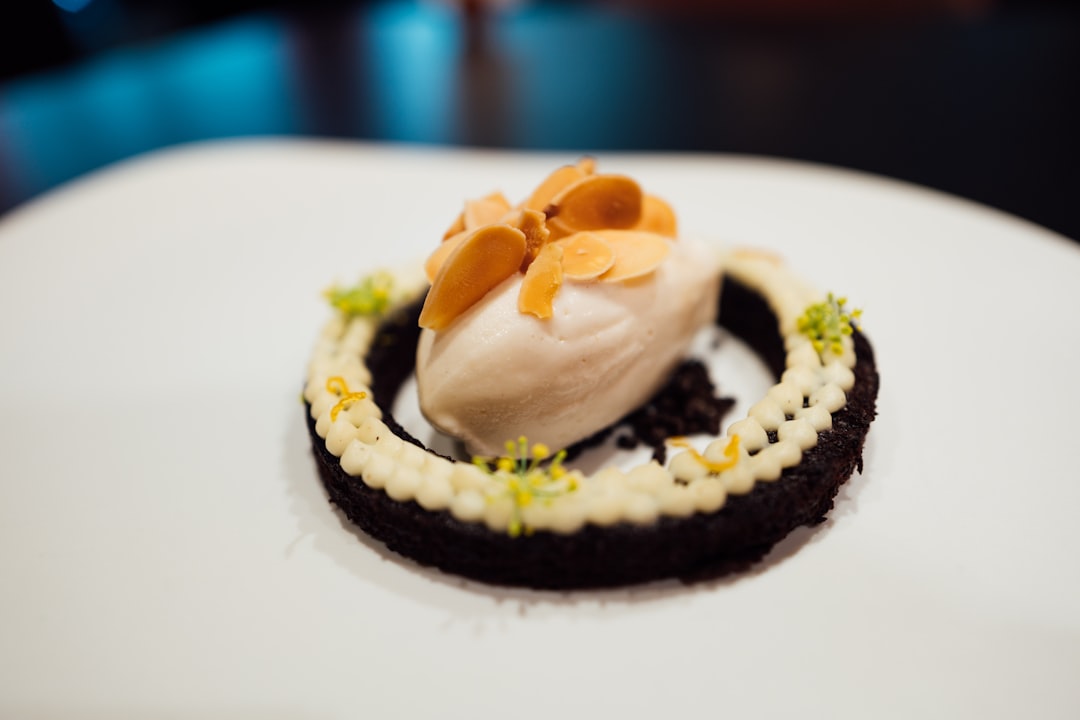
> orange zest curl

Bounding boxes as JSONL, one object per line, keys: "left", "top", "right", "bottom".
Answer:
{"left": 326, "top": 376, "right": 367, "bottom": 422}
{"left": 668, "top": 435, "right": 741, "bottom": 474}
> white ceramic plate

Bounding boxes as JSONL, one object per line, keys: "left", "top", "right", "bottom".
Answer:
{"left": 1, "top": 140, "right": 1078, "bottom": 718}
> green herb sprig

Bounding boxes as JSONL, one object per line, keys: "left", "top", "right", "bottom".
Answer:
{"left": 797, "top": 293, "right": 862, "bottom": 357}
{"left": 325, "top": 270, "right": 396, "bottom": 317}
{"left": 473, "top": 436, "right": 578, "bottom": 538}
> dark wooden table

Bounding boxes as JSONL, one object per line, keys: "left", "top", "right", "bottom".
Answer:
{"left": 1, "top": 0, "right": 1077, "bottom": 240}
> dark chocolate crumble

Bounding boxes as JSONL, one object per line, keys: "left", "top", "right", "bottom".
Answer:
{"left": 305, "top": 275, "right": 879, "bottom": 589}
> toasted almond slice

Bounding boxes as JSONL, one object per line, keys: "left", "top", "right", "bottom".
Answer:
{"left": 555, "top": 232, "right": 616, "bottom": 280}
{"left": 442, "top": 212, "right": 465, "bottom": 241}
{"left": 730, "top": 246, "right": 784, "bottom": 265}
{"left": 419, "top": 225, "right": 527, "bottom": 330}
{"left": 442, "top": 191, "right": 510, "bottom": 239}
{"left": 633, "top": 194, "right": 678, "bottom": 237}
{"left": 545, "top": 174, "right": 643, "bottom": 233}
{"left": 544, "top": 216, "right": 576, "bottom": 242}
{"left": 464, "top": 192, "right": 512, "bottom": 230}
{"left": 424, "top": 229, "right": 469, "bottom": 282}
{"left": 576, "top": 156, "right": 597, "bottom": 175}
{"left": 512, "top": 208, "right": 551, "bottom": 270}
{"left": 518, "top": 242, "right": 564, "bottom": 319}
{"left": 523, "top": 165, "right": 586, "bottom": 212}
{"left": 595, "top": 230, "right": 670, "bottom": 282}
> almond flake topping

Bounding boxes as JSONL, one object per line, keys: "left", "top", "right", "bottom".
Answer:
{"left": 555, "top": 232, "right": 617, "bottom": 280}
{"left": 633, "top": 194, "right": 678, "bottom": 237}
{"left": 594, "top": 230, "right": 670, "bottom": 282}
{"left": 523, "top": 164, "right": 588, "bottom": 212}
{"left": 419, "top": 224, "right": 526, "bottom": 330}
{"left": 419, "top": 161, "right": 678, "bottom": 330}
{"left": 518, "top": 242, "right": 564, "bottom": 319}
{"left": 544, "top": 174, "right": 643, "bottom": 240}
{"left": 463, "top": 192, "right": 512, "bottom": 231}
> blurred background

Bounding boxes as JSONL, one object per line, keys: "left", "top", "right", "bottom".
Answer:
{"left": 1, "top": 0, "right": 1077, "bottom": 240}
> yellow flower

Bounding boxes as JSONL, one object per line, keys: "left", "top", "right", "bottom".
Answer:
{"left": 472, "top": 436, "right": 578, "bottom": 537}
{"left": 796, "top": 292, "right": 862, "bottom": 358}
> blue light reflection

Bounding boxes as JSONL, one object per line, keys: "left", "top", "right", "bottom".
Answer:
{"left": 493, "top": 5, "right": 665, "bottom": 150}
{"left": 0, "top": 1, "right": 668, "bottom": 213}
{"left": 0, "top": 16, "right": 299, "bottom": 200}
{"left": 53, "top": 0, "right": 96, "bottom": 13}
{"left": 358, "top": 1, "right": 462, "bottom": 144}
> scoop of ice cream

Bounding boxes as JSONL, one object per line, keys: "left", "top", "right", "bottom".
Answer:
{"left": 416, "top": 237, "right": 720, "bottom": 456}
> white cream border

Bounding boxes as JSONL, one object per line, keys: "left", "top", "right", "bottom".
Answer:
{"left": 305, "top": 250, "right": 858, "bottom": 535}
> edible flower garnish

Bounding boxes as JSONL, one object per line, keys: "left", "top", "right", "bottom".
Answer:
{"left": 668, "top": 435, "right": 741, "bottom": 474}
{"left": 326, "top": 376, "right": 367, "bottom": 421}
{"left": 325, "top": 270, "right": 396, "bottom": 317}
{"left": 474, "top": 436, "right": 579, "bottom": 538}
{"left": 797, "top": 293, "right": 863, "bottom": 358}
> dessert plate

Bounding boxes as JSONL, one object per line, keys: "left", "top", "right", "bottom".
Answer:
{"left": 1, "top": 140, "right": 1077, "bottom": 718}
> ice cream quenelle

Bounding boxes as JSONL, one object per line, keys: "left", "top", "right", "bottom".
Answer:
{"left": 415, "top": 160, "right": 722, "bottom": 456}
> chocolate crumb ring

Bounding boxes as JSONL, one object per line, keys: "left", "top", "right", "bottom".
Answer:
{"left": 304, "top": 253, "right": 880, "bottom": 589}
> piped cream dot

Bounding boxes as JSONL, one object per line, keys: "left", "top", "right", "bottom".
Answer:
{"left": 416, "top": 474, "right": 453, "bottom": 511}
{"left": 326, "top": 418, "right": 361, "bottom": 457}
{"left": 312, "top": 388, "right": 341, "bottom": 420}
{"left": 781, "top": 365, "right": 821, "bottom": 396}
{"left": 689, "top": 478, "right": 726, "bottom": 513}
{"left": 587, "top": 494, "right": 626, "bottom": 526}
{"left": 592, "top": 466, "right": 627, "bottom": 489}
{"left": 762, "top": 440, "right": 802, "bottom": 470}
{"left": 547, "top": 500, "right": 587, "bottom": 534}
{"left": 304, "top": 376, "right": 326, "bottom": 404}
{"left": 749, "top": 397, "right": 786, "bottom": 431}
{"left": 342, "top": 320, "right": 376, "bottom": 351}
{"left": 343, "top": 396, "right": 381, "bottom": 424}
{"left": 314, "top": 411, "right": 333, "bottom": 439}
{"left": 669, "top": 450, "right": 708, "bottom": 483}
{"left": 386, "top": 467, "right": 423, "bottom": 501}
{"left": 623, "top": 492, "right": 660, "bottom": 524}
{"left": 795, "top": 404, "right": 833, "bottom": 432}
{"left": 340, "top": 441, "right": 372, "bottom": 476}
{"left": 422, "top": 455, "right": 454, "bottom": 483}
{"left": 748, "top": 451, "right": 783, "bottom": 482}
{"left": 323, "top": 357, "right": 368, "bottom": 387}
{"left": 778, "top": 418, "right": 818, "bottom": 450}
{"left": 449, "top": 462, "right": 490, "bottom": 492}
{"left": 483, "top": 497, "right": 514, "bottom": 532}
{"left": 823, "top": 360, "right": 856, "bottom": 391}
{"left": 657, "top": 484, "right": 696, "bottom": 517}
{"left": 450, "top": 489, "right": 486, "bottom": 522}
{"left": 356, "top": 416, "right": 390, "bottom": 445}
{"left": 727, "top": 418, "right": 768, "bottom": 452}
{"left": 397, "top": 443, "right": 430, "bottom": 470}
{"left": 721, "top": 464, "right": 755, "bottom": 494}
{"left": 810, "top": 383, "right": 846, "bottom": 413}
{"left": 626, "top": 462, "right": 671, "bottom": 493}
{"left": 767, "top": 382, "right": 804, "bottom": 416}
{"left": 786, "top": 341, "right": 822, "bottom": 370}
{"left": 373, "top": 431, "right": 406, "bottom": 459}
{"left": 361, "top": 452, "right": 396, "bottom": 489}
{"left": 704, "top": 435, "right": 739, "bottom": 464}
